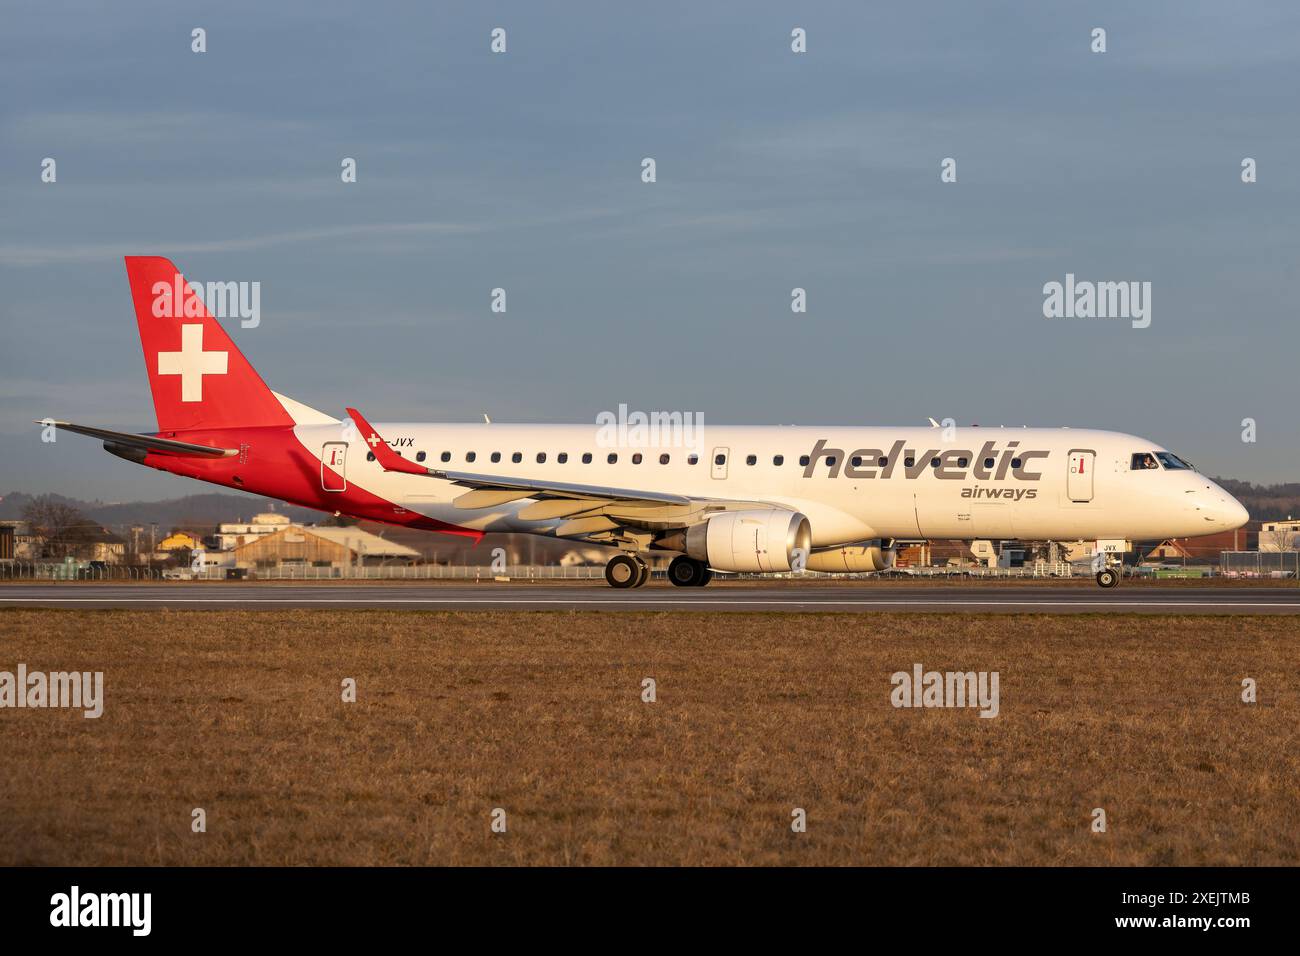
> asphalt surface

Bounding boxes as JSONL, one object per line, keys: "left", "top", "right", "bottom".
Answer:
{"left": 3, "top": 583, "right": 1300, "bottom": 613}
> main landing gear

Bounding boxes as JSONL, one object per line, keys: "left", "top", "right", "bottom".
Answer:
{"left": 1095, "top": 567, "right": 1120, "bottom": 589}
{"left": 603, "top": 554, "right": 714, "bottom": 588}
{"left": 667, "top": 555, "right": 712, "bottom": 588}
{"left": 605, "top": 553, "right": 650, "bottom": 589}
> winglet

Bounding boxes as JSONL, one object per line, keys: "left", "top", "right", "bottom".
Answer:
{"left": 345, "top": 407, "right": 429, "bottom": 476}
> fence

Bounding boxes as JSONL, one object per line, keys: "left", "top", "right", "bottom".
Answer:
{"left": 2, "top": 560, "right": 1082, "bottom": 582}
{"left": 0, "top": 562, "right": 167, "bottom": 581}
{"left": 1219, "top": 551, "right": 1300, "bottom": 578}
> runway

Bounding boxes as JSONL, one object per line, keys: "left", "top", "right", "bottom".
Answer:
{"left": 3, "top": 583, "right": 1300, "bottom": 613}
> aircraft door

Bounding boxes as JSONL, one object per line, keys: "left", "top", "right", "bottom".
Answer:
{"left": 322, "top": 441, "right": 348, "bottom": 492}
{"left": 1067, "top": 449, "right": 1094, "bottom": 502}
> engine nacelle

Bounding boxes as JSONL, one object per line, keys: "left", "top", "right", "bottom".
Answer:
{"left": 804, "top": 541, "right": 896, "bottom": 573}
{"left": 674, "top": 509, "right": 812, "bottom": 573}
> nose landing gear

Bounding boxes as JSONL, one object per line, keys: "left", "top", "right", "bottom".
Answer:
{"left": 1095, "top": 567, "right": 1119, "bottom": 588}
{"left": 1091, "top": 539, "right": 1129, "bottom": 589}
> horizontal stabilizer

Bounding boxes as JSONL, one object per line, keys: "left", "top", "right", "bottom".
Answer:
{"left": 37, "top": 420, "right": 238, "bottom": 458}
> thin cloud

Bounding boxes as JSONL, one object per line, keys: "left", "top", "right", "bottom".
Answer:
{"left": 0, "top": 222, "right": 483, "bottom": 267}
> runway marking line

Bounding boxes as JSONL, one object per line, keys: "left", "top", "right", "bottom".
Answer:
{"left": 3, "top": 597, "right": 1300, "bottom": 609}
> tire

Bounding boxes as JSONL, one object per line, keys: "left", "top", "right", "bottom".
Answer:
{"left": 668, "top": 556, "right": 701, "bottom": 587}
{"left": 632, "top": 556, "right": 650, "bottom": 588}
{"left": 1096, "top": 568, "right": 1119, "bottom": 589}
{"left": 696, "top": 567, "right": 713, "bottom": 587}
{"left": 605, "top": 554, "right": 640, "bottom": 589}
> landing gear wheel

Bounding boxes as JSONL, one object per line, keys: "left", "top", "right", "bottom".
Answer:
{"left": 668, "top": 556, "right": 712, "bottom": 587}
{"left": 1096, "top": 567, "right": 1119, "bottom": 589}
{"left": 632, "top": 556, "right": 650, "bottom": 588}
{"left": 606, "top": 554, "right": 641, "bottom": 589}
{"left": 668, "top": 556, "right": 700, "bottom": 587}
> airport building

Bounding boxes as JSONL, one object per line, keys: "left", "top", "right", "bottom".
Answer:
{"left": 207, "top": 512, "right": 293, "bottom": 551}
{"left": 231, "top": 524, "right": 421, "bottom": 571}
{"left": 1258, "top": 519, "right": 1300, "bottom": 552}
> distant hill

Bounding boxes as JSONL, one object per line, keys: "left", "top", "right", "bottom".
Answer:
{"left": 0, "top": 491, "right": 325, "bottom": 529}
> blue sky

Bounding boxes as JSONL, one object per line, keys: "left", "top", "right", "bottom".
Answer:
{"left": 2, "top": 1, "right": 1298, "bottom": 500}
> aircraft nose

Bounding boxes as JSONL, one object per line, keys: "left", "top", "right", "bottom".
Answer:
{"left": 1220, "top": 495, "right": 1250, "bottom": 530}
{"left": 1202, "top": 490, "right": 1249, "bottom": 530}
{"left": 1188, "top": 485, "right": 1249, "bottom": 531}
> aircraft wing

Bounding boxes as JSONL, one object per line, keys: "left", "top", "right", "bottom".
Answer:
{"left": 430, "top": 469, "right": 691, "bottom": 505}
{"left": 36, "top": 420, "right": 239, "bottom": 458}
{"left": 344, "top": 407, "right": 770, "bottom": 535}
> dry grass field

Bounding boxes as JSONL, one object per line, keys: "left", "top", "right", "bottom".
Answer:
{"left": 0, "top": 608, "right": 1296, "bottom": 866}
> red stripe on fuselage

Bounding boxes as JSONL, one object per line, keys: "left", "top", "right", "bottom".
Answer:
{"left": 139, "top": 425, "right": 483, "bottom": 541}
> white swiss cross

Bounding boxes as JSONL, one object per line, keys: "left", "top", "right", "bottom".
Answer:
{"left": 366, "top": 432, "right": 381, "bottom": 448}
{"left": 157, "top": 323, "right": 228, "bottom": 402}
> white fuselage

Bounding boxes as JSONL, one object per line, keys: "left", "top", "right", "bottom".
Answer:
{"left": 299, "top": 422, "right": 1248, "bottom": 546}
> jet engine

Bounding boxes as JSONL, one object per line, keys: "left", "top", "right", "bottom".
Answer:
{"left": 658, "top": 509, "right": 812, "bottom": 573}
{"left": 804, "top": 540, "right": 897, "bottom": 573}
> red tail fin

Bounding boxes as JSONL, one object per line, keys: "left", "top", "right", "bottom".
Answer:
{"left": 125, "top": 256, "right": 292, "bottom": 432}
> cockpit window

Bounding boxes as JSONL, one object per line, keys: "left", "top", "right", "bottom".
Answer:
{"left": 1156, "top": 451, "right": 1193, "bottom": 471}
{"left": 1131, "top": 452, "right": 1160, "bottom": 471}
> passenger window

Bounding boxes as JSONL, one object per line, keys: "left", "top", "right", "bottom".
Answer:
{"left": 773, "top": 455, "right": 784, "bottom": 466}
{"left": 746, "top": 455, "right": 757, "bottom": 465}
{"left": 582, "top": 452, "right": 592, "bottom": 464}
{"left": 957, "top": 457, "right": 968, "bottom": 468}
{"left": 441, "top": 451, "right": 451, "bottom": 463}
{"left": 715, "top": 453, "right": 726, "bottom": 466}
{"left": 688, "top": 453, "right": 699, "bottom": 465}
{"left": 851, "top": 456, "right": 862, "bottom": 467}
{"left": 491, "top": 452, "right": 501, "bottom": 463}
{"left": 466, "top": 452, "right": 476, "bottom": 463}
{"left": 930, "top": 458, "right": 939, "bottom": 468}
{"left": 607, "top": 453, "right": 618, "bottom": 464}
{"left": 557, "top": 452, "right": 568, "bottom": 464}
{"left": 983, "top": 457, "right": 995, "bottom": 469}
{"left": 632, "top": 453, "right": 643, "bottom": 464}
{"left": 659, "top": 453, "right": 670, "bottom": 464}
{"left": 536, "top": 452, "right": 546, "bottom": 463}
{"left": 367, "top": 452, "right": 376, "bottom": 462}
{"left": 799, "top": 455, "right": 809, "bottom": 466}
{"left": 416, "top": 451, "right": 426, "bottom": 463}
{"left": 879, "top": 457, "right": 888, "bottom": 467}
{"left": 1011, "top": 457, "right": 1022, "bottom": 469}
{"left": 904, "top": 457, "right": 915, "bottom": 467}
{"left": 512, "top": 452, "right": 522, "bottom": 463}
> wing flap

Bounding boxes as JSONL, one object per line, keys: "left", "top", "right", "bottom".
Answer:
{"left": 434, "top": 469, "right": 691, "bottom": 505}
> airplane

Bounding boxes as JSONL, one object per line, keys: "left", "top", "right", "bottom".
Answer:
{"left": 43, "top": 256, "right": 1249, "bottom": 590}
